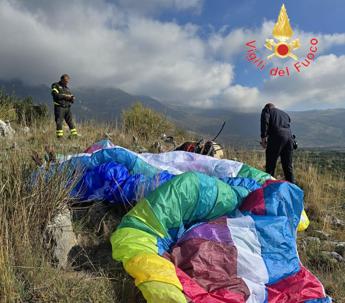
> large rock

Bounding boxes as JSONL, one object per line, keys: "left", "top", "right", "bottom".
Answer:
{"left": 321, "top": 240, "right": 339, "bottom": 251}
{"left": 321, "top": 251, "right": 344, "bottom": 263}
{"left": 330, "top": 217, "right": 345, "bottom": 229}
{"left": 335, "top": 243, "right": 345, "bottom": 257}
{"left": 45, "top": 207, "right": 78, "bottom": 269}
{"left": 0, "top": 120, "right": 15, "bottom": 137}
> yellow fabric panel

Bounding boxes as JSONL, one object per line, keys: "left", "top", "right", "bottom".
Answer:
{"left": 139, "top": 281, "right": 187, "bottom": 303}
{"left": 111, "top": 228, "right": 158, "bottom": 263}
{"left": 124, "top": 253, "right": 182, "bottom": 290}
{"left": 297, "top": 209, "right": 310, "bottom": 232}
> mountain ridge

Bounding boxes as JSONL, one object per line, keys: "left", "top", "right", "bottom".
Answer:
{"left": 1, "top": 79, "right": 344, "bottom": 149}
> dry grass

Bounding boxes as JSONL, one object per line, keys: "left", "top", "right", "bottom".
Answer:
{"left": 0, "top": 117, "right": 344, "bottom": 302}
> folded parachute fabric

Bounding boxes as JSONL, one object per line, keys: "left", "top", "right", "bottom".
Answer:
{"left": 41, "top": 140, "right": 307, "bottom": 230}
{"left": 79, "top": 140, "right": 272, "bottom": 184}
{"left": 51, "top": 140, "right": 271, "bottom": 204}
{"left": 140, "top": 149, "right": 271, "bottom": 184}
{"left": 111, "top": 174, "right": 330, "bottom": 303}
{"left": 71, "top": 161, "right": 174, "bottom": 204}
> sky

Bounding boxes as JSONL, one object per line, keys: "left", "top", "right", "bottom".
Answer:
{"left": 0, "top": 0, "right": 345, "bottom": 111}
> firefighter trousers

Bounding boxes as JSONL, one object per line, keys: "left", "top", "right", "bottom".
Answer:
{"left": 266, "top": 134, "right": 295, "bottom": 183}
{"left": 54, "top": 105, "right": 76, "bottom": 136}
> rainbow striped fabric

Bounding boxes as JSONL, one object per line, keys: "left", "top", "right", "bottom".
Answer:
{"left": 50, "top": 140, "right": 323, "bottom": 302}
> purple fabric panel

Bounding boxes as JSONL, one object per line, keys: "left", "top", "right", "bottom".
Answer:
{"left": 177, "top": 217, "right": 233, "bottom": 245}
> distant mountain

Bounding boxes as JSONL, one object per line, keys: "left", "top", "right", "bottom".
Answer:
{"left": 0, "top": 79, "right": 176, "bottom": 122}
{"left": 1, "top": 79, "right": 345, "bottom": 149}
{"left": 175, "top": 106, "right": 345, "bottom": 149}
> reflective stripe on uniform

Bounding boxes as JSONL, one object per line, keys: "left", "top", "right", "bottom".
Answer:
{"left": 54, "top": 102, "right": 60, "bottom": 106}
{"left": 70, "top": 128, "right": 78, "bottom": 135}
{"left": 52, "top": 88, "right": 60, "bottom": 94}
{"left": 56, "top": 130, "right": 64, "bottom": 137}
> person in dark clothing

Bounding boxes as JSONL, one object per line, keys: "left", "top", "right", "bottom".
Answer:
{"left": 260, "top": 103, "right": 295, "bottom": 183}
{"left": 51, "top": 74, "right": 78, "bottom": 138}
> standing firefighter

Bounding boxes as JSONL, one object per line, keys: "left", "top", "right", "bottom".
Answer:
{"left": 260, "top": 103, "right": 295, "bottom": 183}
{"left": 51, "top": 74, "right": 78, "bottom": 138}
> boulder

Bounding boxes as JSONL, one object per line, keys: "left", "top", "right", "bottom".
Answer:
{"left": 0, "top": 120, "right": 15, "bottom": 137}
{"left": 22, "top": 126, "right": 30, "bottom": 134}
{"left": 321, "top": 251, "right": 344, "bottom": 263}
{"left": 45, "top": 207, "right": 78, "bottom": 269}
{"left": 330, "top": 217, "right": 345, "bottom": 229}
{"left": 335, "top": 243, "right": 345, "bottom": 257}
{"left": 321, "top": 240, "right": 339, "bottom": 251}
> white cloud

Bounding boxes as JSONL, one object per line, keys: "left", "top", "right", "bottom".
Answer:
{"left": 0, "top": 0, "right": 230, "bottom": 105}
{"left": 208, "top": 20, "right": 345, "bottom": 63}
{"left": 0, "top": 0, "right": 344, "bottom": 111}
{"left": 206, "top": 21, "right": 345, "bottom": 110}
{"left": 261, "top": 54, "right": 345, "bottom": 110}
{"left": 219, "top": 85, "right": 260, "bottom": 109}
{"left": 208, "top": 21, "right": 274, "bottom": 61}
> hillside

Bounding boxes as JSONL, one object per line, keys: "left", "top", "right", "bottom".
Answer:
{"left": 1, "top": 98, "right": 345, "bottom": 302}
{"left": 1, "top": 79, "right": 345, "bottom": 149}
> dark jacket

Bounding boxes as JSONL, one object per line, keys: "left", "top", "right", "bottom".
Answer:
{"left": 261, "top": 107, "right": 292, "bottom": 138}
{"left": 51, "top": 81, "right": 73, "bottom": 108}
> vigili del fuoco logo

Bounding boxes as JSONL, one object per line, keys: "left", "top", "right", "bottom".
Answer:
{"left": 245, "top": 4, "right": 319, "bottom": 77}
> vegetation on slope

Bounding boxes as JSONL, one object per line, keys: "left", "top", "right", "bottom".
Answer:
{"left": 0, "top": 92, "right": 344, "bottom": 302}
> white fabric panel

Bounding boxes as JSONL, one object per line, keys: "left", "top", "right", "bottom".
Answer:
{"left": 139, "top": 150, "right": 243, "bottom": 178}
{"left": 227, "top": 216, "right": 269, "bottom": 303}
{"left": 58, "top": 147, "right": 244, "bottom": 178}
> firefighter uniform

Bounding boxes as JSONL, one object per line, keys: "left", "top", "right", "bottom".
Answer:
{"left": 51, "top": 81, "right": 78, "bottom": 138}
{"left": 261, "top": 106, "right": 295, "bottom": 183}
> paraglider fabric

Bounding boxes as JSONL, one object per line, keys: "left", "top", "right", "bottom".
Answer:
{"left": 111, "top": 175, "right": 330, "bottom": 303}
{"left": 71, "top": 161, "right": 175, "bottom": 204}
{"left": 59, "top": 140, "right": 271, "bottom": 204}
{"left": 54, "top": 140, "right": 322, "bottom": 302}
{"left": 83, "top": 139, "right": 115, "bottom": 153}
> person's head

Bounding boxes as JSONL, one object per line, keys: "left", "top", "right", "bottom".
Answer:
{"left": 60, "top": 74, "right": 70, "bottom": 86}
{"left": 264, "top": 103, "right": 275, "bottom": 110}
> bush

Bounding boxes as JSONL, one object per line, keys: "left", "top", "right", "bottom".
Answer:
{"left": 0, "top": 90, "right": 49, "bottom": 126}
{"left": 0, "top": 90, "right": 17, "bottom": 121}
{"left": 14, "top": 97, "right": 49, "bottom": 126}
{"left": 121, "top": 102, "right": 174, "bottom": 141}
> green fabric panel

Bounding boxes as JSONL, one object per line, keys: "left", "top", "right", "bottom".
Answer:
{"left": 119, "top": 172, "right": 249, "bottom": 234}
{"left": 144, "top": 172, "right": 201, "bottom": 230}
{"left": 111, "top": 227, "right": 158, "bottom": 263}
{"left": 118, "top": 216, "right": 160, "bottom": 237}
{"left": 237, "top": 164, "right": 272, "bottom": 184}
{"left": 205, "top": 181, "right": 249, "bottom": 220}
{"left": 112, "top": 171, "right": 251, "bottom": 301}
{"left": 126, "top": 199, "right": 167, "bottom": 238}
{"left": 189, "top": 172, "right": 218, "bottom": 222}
{"left": 131, "top": 158, "right": 160, "bottom": 178}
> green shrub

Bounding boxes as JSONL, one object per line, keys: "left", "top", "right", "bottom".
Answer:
{"left": 14, "top": 97, "right": 49, "bottom": 126}
{"left": 121, "top": 102, "right": 173, "bottom": 140}
{"left": 0, "top": 90, "right": 17, "bottom": 121}
{"left": 0, "top": 90, "right": 49, "bottom": 126}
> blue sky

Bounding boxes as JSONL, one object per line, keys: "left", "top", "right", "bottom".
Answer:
{"left": 159, "top": 0, "right": 344, "bottom": 34}
{"left": 0, "top": 0, "right": 344, "bottom": 111}
{"left": 158, "top": 0, "right": 345, "bottom": 88}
